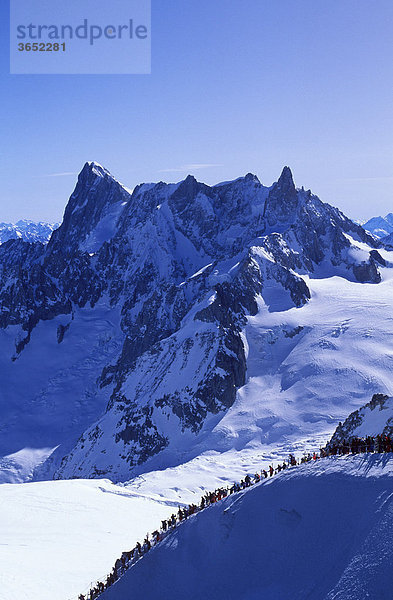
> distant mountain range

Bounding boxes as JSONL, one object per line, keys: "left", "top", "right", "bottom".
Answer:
{"left": 0, "top": 220, "right": 59, "bottom": 245}
{"left": 363, "top": 213, "right": 393, "bottom": 239}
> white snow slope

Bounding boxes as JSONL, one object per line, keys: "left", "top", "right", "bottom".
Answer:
{"left": 351, "top": 397, "right": 393, "bottom": 438}
{"left": 210, "top": 262, "right": 393, "bottom": 452}
{"left": 0, "top": 302, "right": 123, "bottom": 482}
{"left": 102, "top": 454, "right": 393, "bottom": 600}
{"left": 0, "top": 478, "right": 177, "bottom": 600}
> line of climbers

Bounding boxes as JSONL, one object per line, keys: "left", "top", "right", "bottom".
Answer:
{"left": 324, "top": 434, "right": 393, "bottom": 455}
{"left": 77, "top": 434, "right": 393, "bottom": 600}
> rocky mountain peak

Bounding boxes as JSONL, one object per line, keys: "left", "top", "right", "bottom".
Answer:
{"left": 243, "top": 172, "right": 260, "bottom": 183}
{"left": 277, "top": 165, "right": 295, "bottom": 187}
{"left": 173, "top": 174, "right": 202, "bottom": 199}
{"left": 85, "top": 161, "right": 111, "bottom": 177}
{"left": 263, "top": 166, "right": 298, "bottom": 229}
{"left": 72, "top": 161, "right": 121, "bottom": 204}
{"left": 169, "top": 175, "right": 213, "bottom": 219}
{"left": 183, "top": 173, "right": 198, "bottom": 184}
{"left": 46, "top": 162, "right": 131, "bottom": 256}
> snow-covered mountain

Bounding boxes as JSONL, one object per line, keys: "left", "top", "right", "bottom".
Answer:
{"left": 363, "top": 213, "right": 393, "bottom": 239}
{"left": 1, "top": 161, "right": 392, "bottom": 483}
{"left": 100, "top": 455, "right": 393, "bottom": 600}
{"left": 0, "top": 219, "right": 59, "bottom": 245}
{"left": 329, "top": 393, "right": 393, "bottom": 444}
{"left": 382, "top": 231, "right": 393, "bottom": 248}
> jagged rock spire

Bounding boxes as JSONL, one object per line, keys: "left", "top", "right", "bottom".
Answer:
{"left": 277, "top": 166, "right": 294, "bottom": 187}
{"left": 263, "top": 166, "right": 298, "bottom": 228}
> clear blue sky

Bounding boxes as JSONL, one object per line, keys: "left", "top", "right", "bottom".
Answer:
{"left": 1, "top": 0, "right": 392, "bottom": 222}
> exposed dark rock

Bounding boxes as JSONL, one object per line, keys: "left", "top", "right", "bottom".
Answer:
{"left": 369, "top": 249, "right": 386, "bottom": 266}
{"left": 353, "top": 259, "right": 381, "bottom": 283}
{"left": 263, "top": 166, "right": 298, "bottom": 228}
{"left": 57, "top": 322, "right": 71, "bottom": 344}
{"left": 328, "top": 393, "right": 391, "bottom": 446}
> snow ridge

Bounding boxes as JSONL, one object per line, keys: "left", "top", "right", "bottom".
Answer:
{"left": 98, "top": 453, "right": 393, "bottom": 600}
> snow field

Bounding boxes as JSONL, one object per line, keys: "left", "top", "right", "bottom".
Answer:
{"left": 0, "top": 479, "right": 175, "bottom": 600}
{"left": 102, "top": 455, "right": 393, "bottom": 600}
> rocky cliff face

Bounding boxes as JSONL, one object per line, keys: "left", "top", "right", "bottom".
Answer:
{"left": 329, "top": 394, "right": 393, "bottom": 444}
{"left": 0, "top": 162, "right": 387, "bottom": 481}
